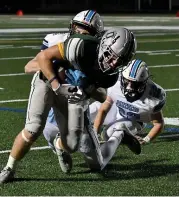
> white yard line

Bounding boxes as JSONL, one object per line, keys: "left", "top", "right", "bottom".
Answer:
{"left": 137, "top": 49, "right": 179, "bottom": 53}
{"left": 0, "top": 99, "right": 28, "bottom": 103}
{"left": 164, "top": 117, "right": 179, "bottom": 126}
{"left": 150, "top": 64, "right": 179, "bottom": 68}
{"left": 165, "top": 88, "right": 179, "bottom": 92}
{"left": 2, "top": 26, "right": 179, "bottom": 33}
{"left": 148, "top": 52, "right": 171, "bottom": 55}
{"left": 0, "top": 146, "right": 50, "bottom": 154}
{"left": 0, "top": 73, "right": 25, "bottom": 76}
{"left": 0, "top": 56, "right": 33, "bottom": 60}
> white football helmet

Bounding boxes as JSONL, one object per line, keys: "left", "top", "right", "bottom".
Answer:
{"left": 69, "top": 10, "right": 104, "bottom": 36}
{"left": 121, "top": 59, "right": 149, "bottom": 101}
{"left": 98, "top": 28, "right": 137, "bottom": 75}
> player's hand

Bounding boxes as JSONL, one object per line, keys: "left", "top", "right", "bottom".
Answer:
{"left": 68, "top": 88, "right": 87, "bottom": 103}
{"left": 135, "top": 135, "right": 149, "bottom": 145}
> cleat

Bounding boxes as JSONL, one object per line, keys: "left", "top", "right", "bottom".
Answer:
{"left": 122, "top": 127, "right": 141, "bottom": 155}
{"left": 0, "top": 166, "right": 15, "bottom": 184}
{"left": 53, "top": 138, "right": 72, "bottom": 173}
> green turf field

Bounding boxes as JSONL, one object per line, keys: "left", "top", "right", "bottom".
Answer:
{"left": 0, "top": 15, "right": 179, "bottom": 196}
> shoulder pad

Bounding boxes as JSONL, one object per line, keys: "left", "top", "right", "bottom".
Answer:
{"left": 43, "top": 33, "right": 70, "bottom": 48}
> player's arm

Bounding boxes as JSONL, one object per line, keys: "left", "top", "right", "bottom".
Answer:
{"left": 25, "top": 37, "right": 48, "bottom": 74}
{"left": 35, "top": 43, "right": 64, "bottom": 90}
{"left": 137, "top": 87, "right": 166, "bottom": 144}
{"left": 24, "top": 58, "right": 40, "bottom": 74}
{"left": 142, "top": 111, "right": 164, "bottom": 144}
{"left": 93, "top": 96, "right": 113, "bottom": 134}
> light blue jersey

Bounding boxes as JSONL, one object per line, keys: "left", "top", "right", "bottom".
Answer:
{"left": 47, "top": 108, "right": 57, "bottom": 126}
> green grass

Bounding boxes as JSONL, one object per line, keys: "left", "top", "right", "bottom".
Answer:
{"left": 0, "top": 15, "right": 179, "bottom": 196}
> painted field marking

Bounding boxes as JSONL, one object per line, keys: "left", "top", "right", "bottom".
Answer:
{"left": 150, "top": 64, "right": 179, "bottom": 68}
{"left": 148, "top": 52, "right": 171, "bottom": 55}
{"left": 0, "top": 56, "right": 33, "bottom": 60}
{"left": 2, "top": 26, "right": 179, "bottom": 33}
{"left": 0, "top": 146, "right": 50, "bottom": 154}
{"left": 165, "top": 88, "right": 179, "bottom": 92}
{"left": 0, "top": 73, "right": 25, "bottom": 76}
{"left": 0, "top": 99, "right": 28, "bottom": 103}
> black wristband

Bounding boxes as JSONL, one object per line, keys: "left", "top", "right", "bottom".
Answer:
{"left": 48, "top": 76, "right": 57, "bottom": 84}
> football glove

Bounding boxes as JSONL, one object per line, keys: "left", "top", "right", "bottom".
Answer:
{"left": 65, "top": 69, "right": 86, "bottom": 87}
{"left": 68, "top": 88, "right": 87, "bottom": 104}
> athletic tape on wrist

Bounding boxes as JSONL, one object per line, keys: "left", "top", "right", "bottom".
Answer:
{"left": 52, "top": 83, "right": 61, "bottom": 92}
{"left": 143, "top": 135, "right": 151, "bottom": 143}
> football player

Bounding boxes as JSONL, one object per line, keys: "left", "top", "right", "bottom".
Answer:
{"left": 34, "top": 27, "right": 138, "bottom": 172}
{"left": 0, "top": 10, "right": 106, "bottom": 183}
{"left": 24, "top": 10, "right": 105, "bottom": 152}
{"left": 93, "top": 59, "right": 166, "bottom": 166}
{"left": 0, "top": 25, "right": 137, "bottom": 183}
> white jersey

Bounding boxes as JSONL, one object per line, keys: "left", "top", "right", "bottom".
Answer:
{"left": 107, "top": 79, "right": 166, "bottom": 123}
{"left": 89, "top": 101, "right": 118, "bottom": 125}
{"left": 42, "top": 32, "right": 70, "bottom": 49}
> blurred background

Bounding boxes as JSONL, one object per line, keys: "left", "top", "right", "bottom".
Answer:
{"left": 0, "top": 0, "right": 178, "bottom": 14}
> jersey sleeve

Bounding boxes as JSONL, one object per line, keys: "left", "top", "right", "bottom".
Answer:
{"left": 64, "top": 37, "right": 84, "bottom": 70}
{"left": 41, "top": 37, "right": 49, "bottom": 51}
{"left": 153, "top": 89, "right": 166, "bottom": 113}
{"left": 107, "top": 87, "right": 113, "bottom": 97}
{"left": 63, "top": 34, "right": 98, "bottom": 71}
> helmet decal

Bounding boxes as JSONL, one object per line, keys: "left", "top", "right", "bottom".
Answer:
{"left": 129, "top": 59, "right": 142, "bottom": 79}
{"left": 84, "top": 10, "right": 96, "bottom": 23}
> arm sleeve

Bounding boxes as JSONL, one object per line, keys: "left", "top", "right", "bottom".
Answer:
{"left": 41, "top": 38, "right": 48, "bottom": 51}
{"left": 153, "top": 99, "right": 166, "bottom": 113}
{"left": 63, "top": 37, "right": 84, "bottom": 70}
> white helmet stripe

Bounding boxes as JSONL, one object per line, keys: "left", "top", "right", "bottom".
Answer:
{"left": 66, "top": 38, "right": 83, "bottom": 70}
{"left": 129, "top": 59, "right": 142, "bottom": 78}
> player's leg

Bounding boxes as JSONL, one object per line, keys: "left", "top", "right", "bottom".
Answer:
{"left": 53, "top": 86, "right": 88, "bottom": 153}
{"left": 0, "top": 72, "right": 53, "bottom": 183}
{"left": 79, "top": 108, "right": 104, "bottom": 170}
{"left": 52, "top": 85, "right": 82, "bottom": 173}
{"left": 43, "top": 121, "right": 59, "bottom": 153}
{"left": 100, "top": 120, "right": 141, "bottom": 169}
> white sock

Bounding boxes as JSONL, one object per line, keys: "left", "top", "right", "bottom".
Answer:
{"left": 6, "top": 155, "right": 17, "bottom": 170}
